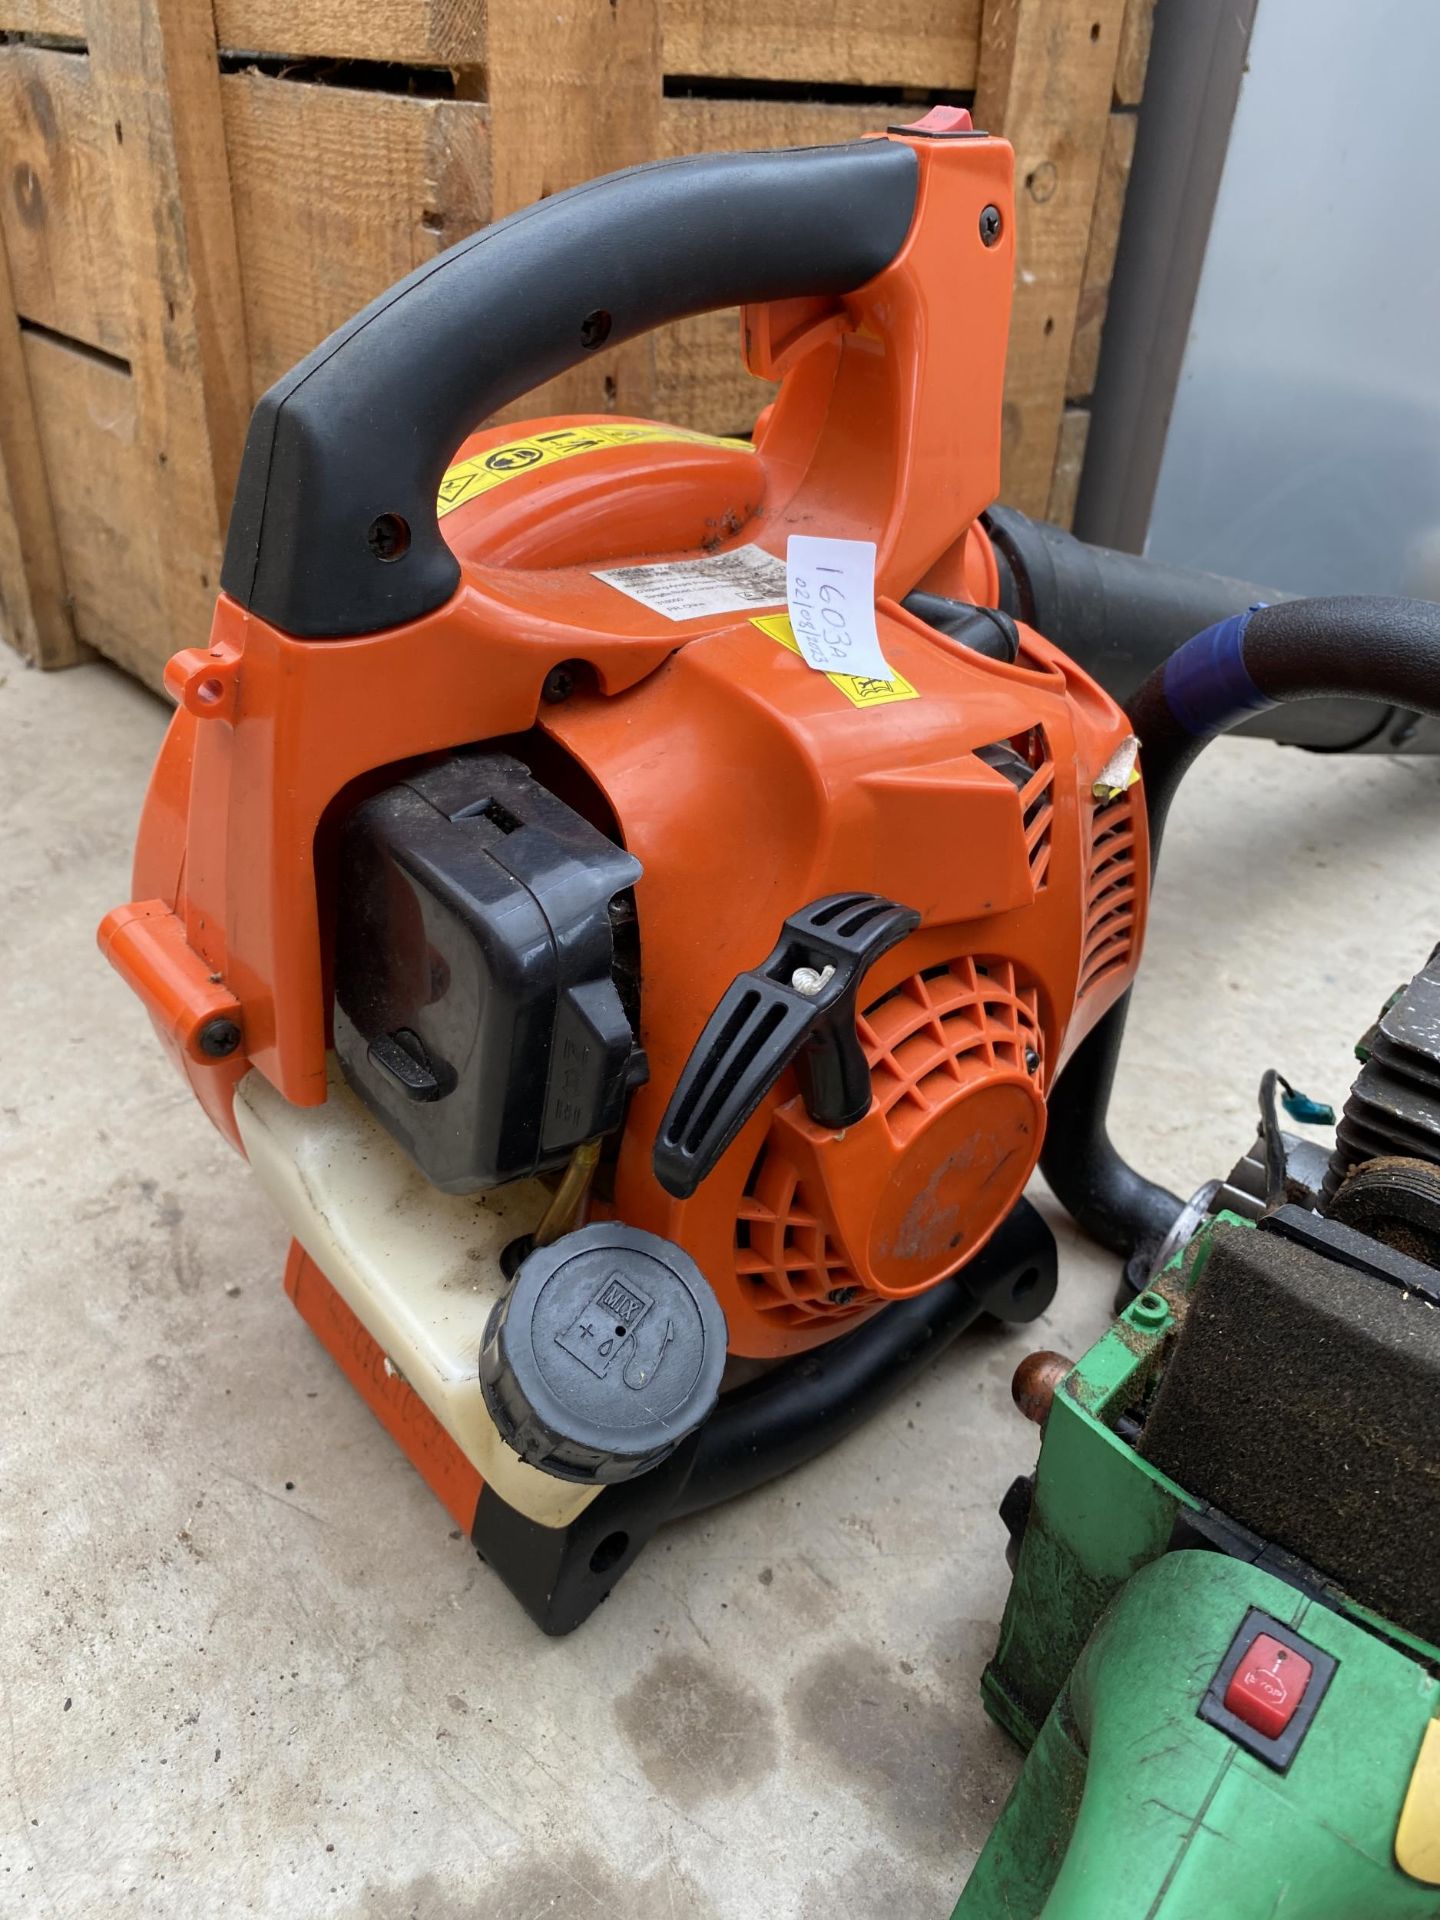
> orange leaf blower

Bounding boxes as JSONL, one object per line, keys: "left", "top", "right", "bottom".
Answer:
{"left": 100, "top": 113, "right": 1152, "bottom": 1629}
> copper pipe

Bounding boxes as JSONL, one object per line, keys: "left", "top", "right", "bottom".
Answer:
{"left": 532, "top": 1138, "right": 603, "bottom": 1248}
{"left": 1011, "top": 1349, "right": 1073, "bottom": 1426}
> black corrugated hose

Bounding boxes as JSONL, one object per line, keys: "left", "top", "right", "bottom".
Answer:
{"left": 1041, "top": 595, "right": 1440, "bottom": 1259}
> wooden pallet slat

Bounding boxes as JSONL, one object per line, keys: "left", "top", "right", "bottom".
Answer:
{"left": 212, "top": 0, "right": 484, "bottom": 67}
{"left": 1046, "top": 404, "right": 1089, "bottom": 526}
{"left": 1114, "top": 0, "right": 1156, "bottom": 107}
{"left": 21, "top": 326, "right": 150, "bottom": 676}
{"left": 663, "top": 0, "right": 982, "bottom": 91}
{"left": 0, "top": 1, "right": 84, "bottom": 36}
{"left": 976, "top": 0, "right": 1128, "bottom": 517}
{"left": 485, "top": 0, "right": 662, "bottom": 425}
{"left": 222, "top": 71, "right": 491, "bottom": 398}
{"left": 84, "top": 0, "right": 252, "bottom": 660}
{"left": 0, "top": 235, "right": 81, "bottom": 667}
{"left": 0, "top": 46, "right": 129, "bottom": 357}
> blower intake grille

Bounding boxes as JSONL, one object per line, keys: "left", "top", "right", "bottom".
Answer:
{"left": 734, "top": 958, "right": 1043, "bottom": 1327}
{"left": 1077, "top": 792, "right": 1140, "bottom": 1002}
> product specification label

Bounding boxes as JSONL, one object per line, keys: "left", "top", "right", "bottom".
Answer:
{"left": 593, "top": 544, "right": 789, "bottom": 622}
{"left": 785, "top": 535, "right": 893, "bottom": 682}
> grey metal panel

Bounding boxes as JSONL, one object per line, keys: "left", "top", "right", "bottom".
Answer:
{"left": 1075, "top": 0, "right": 1259, "bottom": 552}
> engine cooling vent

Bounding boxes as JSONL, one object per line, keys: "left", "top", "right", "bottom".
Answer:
{"left": 734, "top": 958, "right": 1044, "bottom": 1328}
{"left": 1022, "top": 764, "right": 1054, "bottom": 887}
{"left": 1077, "top": 791, "right": 1140, "bottom": 1003}
{"left": 977, "top": 729, "right": 1054, "bottom": 889}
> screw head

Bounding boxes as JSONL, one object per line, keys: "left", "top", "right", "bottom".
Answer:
{"left": 579, "top": 308, "right": 613, "bottom": 351}
{"left": 979, "top": 204, "right": 1003, "bottom": 247}
{"left": 827, "top": 1286, "right": 858, "bottom": 1307}
{"left": 198, "top": 1016, "right": 242, "bottom": 1058}
{"left": 541, "top": 665, "right": 575, "bottom": 704}
{"left": 366, "top": 513, "right": 410, "bottom": 562}
{"left": 1024, "top": 1046, "right": 1041, "bottom": 1074}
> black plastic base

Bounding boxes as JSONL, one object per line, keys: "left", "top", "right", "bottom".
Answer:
{"left": 471, "top": 1197, "right": 1057, "bottom": 1633}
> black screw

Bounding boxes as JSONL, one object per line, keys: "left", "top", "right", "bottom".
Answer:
{"left": 1024, "top": 1047, "right": 1040, "bottom": 1073}
{"left": 979, "top": 204, "right": 1003, "bottom": 247}
{"left": 367, "top": 513, "right": 410, "bottom": 562}
{"left": 579, "top": 308, "right": 612, "bottom": 351}
{"left": 199, "top": 1017, "right": 242, "bottom": 1059}
{"left": 827, "top": 1286, "right": 858, "bottom": 1306}
{"left": 541, "top": 665, "right": 575, "bottom": 704}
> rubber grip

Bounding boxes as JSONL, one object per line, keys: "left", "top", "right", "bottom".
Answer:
{"left": 221, "top": 141, "right": 920, "bottom": 640}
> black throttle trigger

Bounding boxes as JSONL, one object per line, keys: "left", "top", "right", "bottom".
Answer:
{"left": 653, "top": 893, "right": 921, "bottom": 1199}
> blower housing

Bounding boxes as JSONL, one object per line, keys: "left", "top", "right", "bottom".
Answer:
{"left": 98, "top": 119, "right": 1149, "bottom": 1626}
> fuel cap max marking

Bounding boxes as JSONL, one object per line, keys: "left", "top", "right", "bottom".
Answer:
{"left": 479, "top": 1222, "right": 728, "bottom": 1483}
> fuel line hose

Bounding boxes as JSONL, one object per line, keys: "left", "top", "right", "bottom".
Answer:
{"left": 1040, "top": 595, "right": 1440, "bottom": 1258}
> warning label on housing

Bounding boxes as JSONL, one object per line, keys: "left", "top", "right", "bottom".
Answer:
{"left": 752, "top": 612, "right": 919, "bottom": 710}
{"left": 437, "top": 422, "right": 751, "bottom": 519}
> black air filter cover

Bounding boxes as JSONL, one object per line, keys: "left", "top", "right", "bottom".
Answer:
{"left": 333, "top": 751, "right": 643, "bottom": 1193}
{"left": 1140, "top": 1219, "right": 1440, "bottom": 1645}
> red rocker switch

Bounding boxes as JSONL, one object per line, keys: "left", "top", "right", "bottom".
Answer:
{"left": 1223, "top": 1631, "right": 1315, "bottom": 1740}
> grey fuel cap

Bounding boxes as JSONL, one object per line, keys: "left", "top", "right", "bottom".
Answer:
{"left": 479, "top": 1222, "right": 728, "bottom": 1483}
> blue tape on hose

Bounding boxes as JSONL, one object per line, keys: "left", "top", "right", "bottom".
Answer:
{"left": 1162, "top": 606, "right": 1277, "bottom": 737}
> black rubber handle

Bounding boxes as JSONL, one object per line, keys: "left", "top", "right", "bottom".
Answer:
{"left": 221, "top": 141, "right": 920, "bottom": 640}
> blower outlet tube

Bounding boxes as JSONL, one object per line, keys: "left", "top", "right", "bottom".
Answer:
{"left": 986, "top": 506, "right": 1440, "bottom": 756}
{"left": 1041, "top": 595, "right": 1440, "bottom": 1258}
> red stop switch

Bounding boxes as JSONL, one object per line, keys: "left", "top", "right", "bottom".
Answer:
{"left": 1223, "top": 1632, "right": 1314, "bottom": 1740}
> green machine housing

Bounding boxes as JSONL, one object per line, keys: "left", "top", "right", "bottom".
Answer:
{"left": 958, "top": 1209, "right": 1440, "bottom": 1919}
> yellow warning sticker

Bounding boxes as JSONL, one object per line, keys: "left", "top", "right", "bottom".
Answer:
{"left": 751, "top": 612, "right": 919, "bottom": 710}
{"left": 437, "top": 422, "right": 752, "bottom": 519}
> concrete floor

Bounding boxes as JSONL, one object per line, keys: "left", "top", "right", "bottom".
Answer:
{"left": 1, "top": 653, "right": 1436, "bottom": 1919}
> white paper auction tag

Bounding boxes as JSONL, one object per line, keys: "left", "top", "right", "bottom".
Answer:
{"left": 785, "top": 535, "right": 892, "bottom": 681}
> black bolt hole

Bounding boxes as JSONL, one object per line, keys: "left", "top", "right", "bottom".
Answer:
{"left": 589, "top": 1530, "right": 629, "bottom": 1575}
{"left": 499, "top": 1234, "right": 533, "bottom": 1279}
{"left": 367, "top": 513, "right": 411, "bottom": 562}
{"left": 1011, "top": 1266, "right": 1041, "bottom": 1303}
{"left": 580, "top": 308, "right": 612, "bottom": 350}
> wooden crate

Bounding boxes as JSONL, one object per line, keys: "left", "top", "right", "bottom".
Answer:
{"left": 0, "top": 0, "right": 1152, "bottom": 688}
